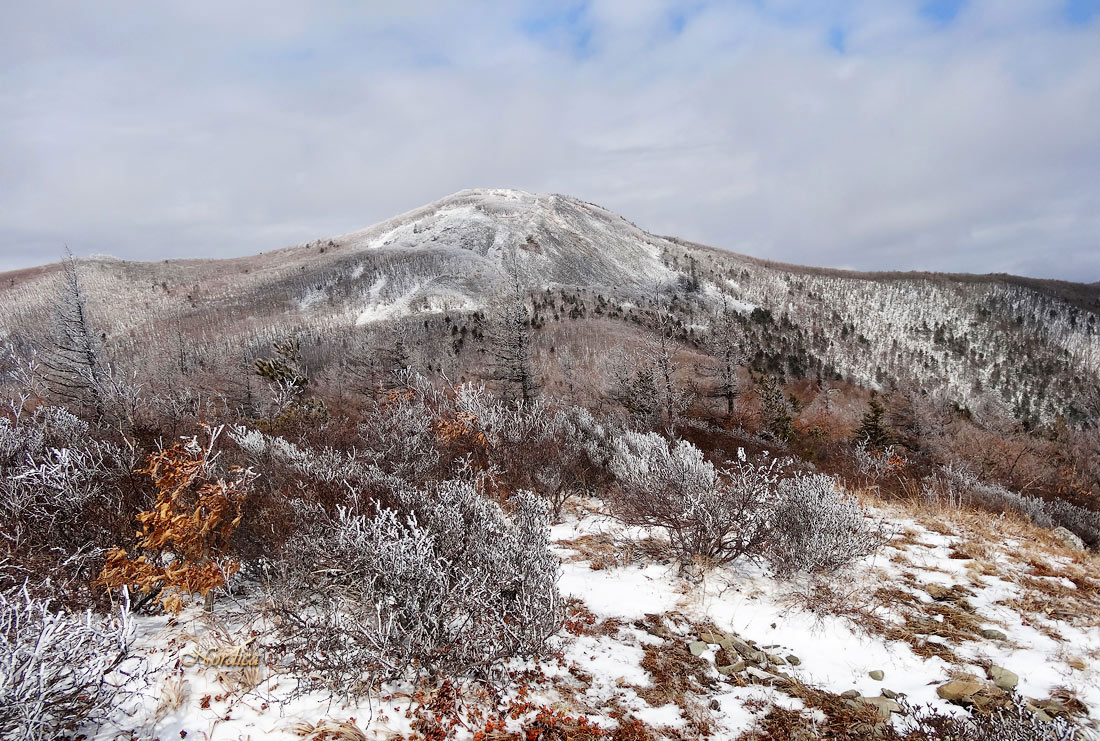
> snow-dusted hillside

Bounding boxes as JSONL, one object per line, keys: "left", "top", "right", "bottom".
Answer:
{"left": 1, "top": 188, "right": 1097, "bottom": 422}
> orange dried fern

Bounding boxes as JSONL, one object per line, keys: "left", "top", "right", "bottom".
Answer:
{"left": 98, "top": 425, "right": 254, "bottom": 613}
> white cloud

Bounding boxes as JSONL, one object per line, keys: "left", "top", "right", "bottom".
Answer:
{"left": 0, "top": 0, "right": 1097, "bottom": 281}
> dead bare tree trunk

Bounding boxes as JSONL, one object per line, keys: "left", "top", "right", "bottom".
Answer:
{"left": 40, "top": 249, "right": 106, "bottom": 418}
{"left": 487, "top": 249, "right": 538, "bottom": 405}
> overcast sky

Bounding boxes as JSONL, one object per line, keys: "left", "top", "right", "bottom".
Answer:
{"left": 2, "top": 1, "right": 1098, "bottom": 281}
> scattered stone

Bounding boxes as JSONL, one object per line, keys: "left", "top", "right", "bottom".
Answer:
{"left": 766, "top": 653, "right": 786, "bottom": 665}
{"left": 881, "top": 689, "right": 900, "bottom": 700}
{"left": 925, "top": 584, "right": 953, "bottom": 601}
{"left": 988, "top": 666, "right": 1018, "bottom": 691}
{"left": 1028, "top": 705, "right": 1053, "bottom": 723}
{"left": 1032, "top": 699, "right": 1069, "bottom": 718}
{"left": 709, "top": 699, "right": 721, "bottom": 711}
{"left": 869, "top": 670, "right": 884, "bottom": 681}
{"left": 841, "top": 689, "right": 862, "bottom": 699}
{"left": 786, "top": 654, "right": 801, "bottom": 666}
{"left": 722, "top": 634, "right": 754, "bottom": 657}
{"left": 1052, "top": 526, "right": 1086, "bottom": 552}
{"left": 937, "top": 679, "right": 984, "bottom": 704}
{"left": 688, "top": 641, "right": 708, "bottom": 657}
{"left": 980, "top": 628, "right": 1008, "bottom": 641}
{"left": 861, "top": 696, "right": 902, "bottom": 720}
{"left": 717, "top": 661, "right": 746, "bottom": 676}
{"left": 699, "top": 632, "right": 722, "bottom": 644}
{"left": 745, "top": 666, "right": 776, "bottom": 683}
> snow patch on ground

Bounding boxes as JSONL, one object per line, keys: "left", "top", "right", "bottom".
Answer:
{"left": 87, "top": 499, "right": 1100, "bottom": 739}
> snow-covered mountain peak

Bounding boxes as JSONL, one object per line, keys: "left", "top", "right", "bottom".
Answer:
{"left": 310, "top": 188, "right": 678, "bottom": 303}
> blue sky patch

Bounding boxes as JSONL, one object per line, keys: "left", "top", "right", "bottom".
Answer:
{"left": 1065, "top": 0, "right": 1100, "bottom": 25}
{"left": 828, "top": 26, "right": 846, "bottom": 53}
{"left": 920, "top": 0, "right": 965, "bottom": 25}
{"left": 520, "top": 3, "right": 594, "bottom": 58}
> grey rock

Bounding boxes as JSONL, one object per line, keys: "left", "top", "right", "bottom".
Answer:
{"left": 881, "top": 689, "right": 899, "bottom": 700}
{"left": 688, "top": 641, "right": 709, "bottom": 657}
{"left": 766, "top": 653, "right": 787, "bottom": 665}
{"left": 1031, "top": 699, "right": 1069, "bottom": 718}
{"left": 937, "top": 679, "right": 984, "bottom": 703}
{"left": 989, "top": 665, "right": 1018, "bottom": 691}
{"left": 861, "top": 696, "right": 902, "bottom": 719}
{"left": 1026, "top": 703, "right": 1053, "bottom": 723}
{"left": 841, "top": 689, "right": 862, "bottom": 699}
{"left": 709, "top": 699, "right": 720, "bottom": 711}
{"left": 722, "top": 634, "right": 754, "bottom": 657}
{"left": 745, "top": 666, "right": 775, "bottom": 683}
{"left": 1052, "top": 526, "right": 1086, "bottom": 552}
{"left": 869, "top": 670, "right": 884, "bottom": 681}
{"left": 980, "top": 628, "right": 1008, "bottom": 641}
{"left": 786, "top": 654, "right": 801, "bottom": 666}
{"left": 717, "top": 661, "right": 746, "bottom": 675}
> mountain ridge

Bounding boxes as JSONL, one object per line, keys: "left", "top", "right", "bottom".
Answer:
{"left": 1, "top": 188, "right": 1097, "bottom": 426}
{"left": 5, "top": 188, "right": 1096, "bottom": 293}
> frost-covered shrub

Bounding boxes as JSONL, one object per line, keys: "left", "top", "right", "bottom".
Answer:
{"left": 355, "top": 381, "right": 440, "bottom": 479}
{"left": 230, "top": 424, "right": 377, "bottom": 485}
{"left": 853, "top": 440, "right": 906, "bottom": 482}
{"left": 267, "top": 482, "right": 560, "bottom": 697}
{"left": 903, "top": 696, "right": 1078, "bottom": 741}
{"left": 609, "top": 432, "right": 784, "bottom": 566}
{"left": 0, "top": 586, "right": 136, "bottom": 741}
{"left": 925, "top": 465, "right": 1100, "bottom": 548}
{"left": 0, "top": 406, "right": 90, "bottom": 465}
{"left": 0, "top": 406, "right": 129, "bottom": 551}
{"left": 446, "top": 383, "right": 610, "bottom": 518}
{"left": 766, "top": 474, "right": 888, "bottom": 578}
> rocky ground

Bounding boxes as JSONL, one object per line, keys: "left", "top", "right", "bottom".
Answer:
{"left": 90, "top": 491, "right": 1099, "bottom": 740}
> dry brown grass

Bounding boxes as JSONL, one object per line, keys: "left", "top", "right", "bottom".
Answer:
{"left": 738, "top": 681, "right": 902, "bottom": 741}
{"left": 559, "top": 533, "right": 621, "bottom": 570}
{"left": 288, "top": 718, "right": 369, "bottom": 741}
{"left": 152, "top": 671, "right": 190, "bottom": 725}
{"left": 842, "top": 488, "right": 1100, "bottom": 678}
{"left": 948, "top": 540, "right": 993, "bottom": 561}
{"left": 557, "top": 533, "right": 671, "bottom": 572}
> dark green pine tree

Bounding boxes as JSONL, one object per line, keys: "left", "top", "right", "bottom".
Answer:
{"left": 855, "top": 391, "right": 891, "bottom": 450}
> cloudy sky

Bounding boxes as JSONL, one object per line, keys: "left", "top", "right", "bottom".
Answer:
{"left": 2, "top": 1, "right": 1098, "bottom": 281}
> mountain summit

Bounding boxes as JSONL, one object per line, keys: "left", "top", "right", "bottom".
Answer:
{"left": 1, "top": 189, "right": 1098, "bottom": 424}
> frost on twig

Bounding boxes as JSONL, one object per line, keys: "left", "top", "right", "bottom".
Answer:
{"left": 0, "top": 585, "right": 138, "bottom": 741}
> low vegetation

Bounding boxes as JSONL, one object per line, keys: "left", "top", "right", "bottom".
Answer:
{"left": 0, "top": 251, "right": 1097, "bottom": 739}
